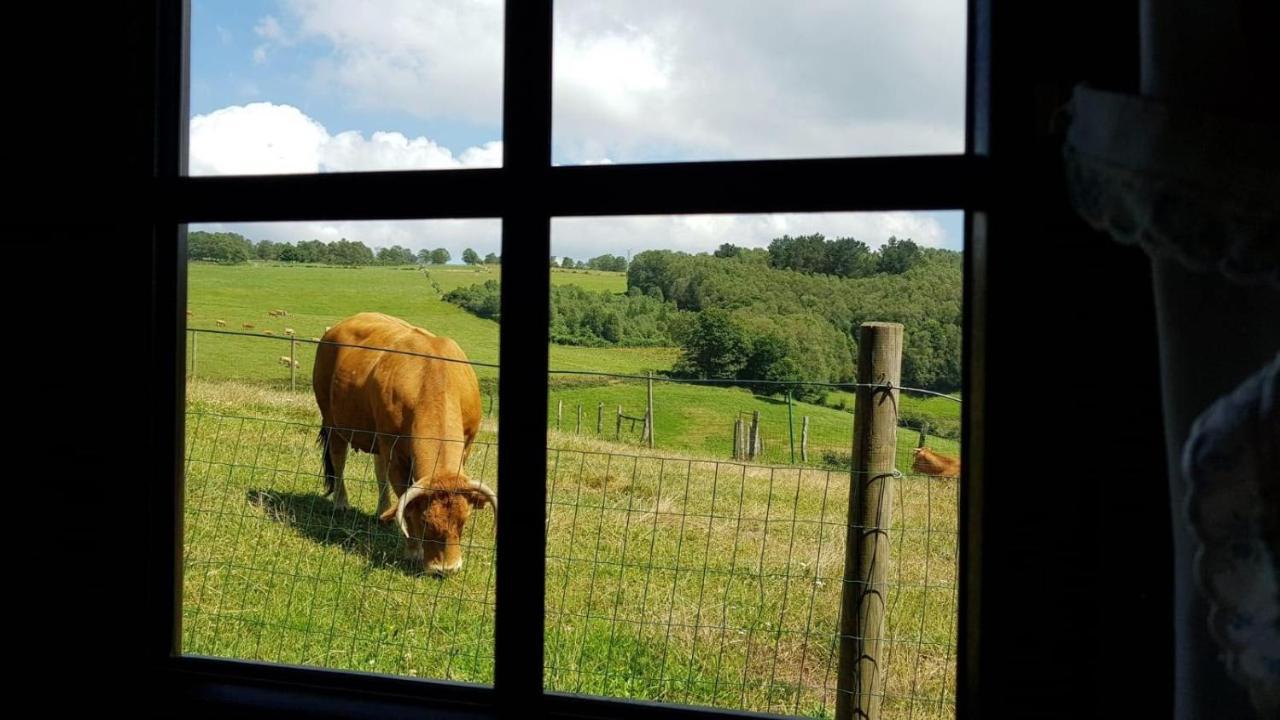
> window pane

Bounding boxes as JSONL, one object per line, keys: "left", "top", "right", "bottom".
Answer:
{"left": 188, "top": 1, "right": 503, "bottom": 175}
{"left": 535, "top": 212, "right": 963, "bottom": 716}
{"left": 181, "top": 220, "right": 501, "bottom": 685}
{"left": 553, "top": 1, "right": 966, "bottom": 165}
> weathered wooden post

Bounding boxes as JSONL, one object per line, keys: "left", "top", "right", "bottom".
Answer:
{"left": 645, "top": 371, "right": 655, "bottom": 448}
{"left": 732, "top": 418, "right": 742, "bottom": 459}
{"left": 836, "top": 322, "right": 903, "bottom": 720}
{"left": 576, "top": 403, "right": 582, "bottom": 435}
{"left": 787, "top": 390, "right": 796, "bottom": 464}
{"left": 616, "top": 405, "right": 623, "bottom": 441}
{"left": 289, "top": 336, "right": 297, "bottom": 392}
{"left": 557, "top": 399, "right": 563, "bottom": 431}
{"left": 917, "top": 422, "right": 929, "bottom": 448}
{"left": 190, "top": 330, "right": 197, "bottom": 380}
{"left": 802, "top": 416, "right": 810, "bottom": 462}
{"left": 597, "top": 402, "right": 604, "bottom": 434}
{"left": 749, "top": 410, "right": 761, "bottom": 460}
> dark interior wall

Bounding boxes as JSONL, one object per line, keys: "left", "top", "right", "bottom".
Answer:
{"left": 977, "top": 2, "right": 1171, "bottom": 717}
{"left": 20, "top": 2, "right": 1175, "bottom": 718}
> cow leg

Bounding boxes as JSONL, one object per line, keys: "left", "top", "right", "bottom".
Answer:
{"left": 374, "top": 450, "right": 393, "bottom": 518}
{"left": 328, "top": 438, "right": 351, "bottom": 511}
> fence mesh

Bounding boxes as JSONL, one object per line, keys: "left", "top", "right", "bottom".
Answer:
{"left": 182, "top": 329, "right": 960, "bottom": 718}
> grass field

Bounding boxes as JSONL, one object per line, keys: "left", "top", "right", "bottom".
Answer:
{"left": 186, "top": 263, "right": 675, "bottom": 379}
{"left": 184, "top": 381, "right": 957, "bottom": 718}
{"left": 183, "top": 262, "right": 960, "bottom": 718}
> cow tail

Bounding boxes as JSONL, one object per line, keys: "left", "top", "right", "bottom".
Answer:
{"left": 317, "top": 427, "right": 336, "bottom": 496}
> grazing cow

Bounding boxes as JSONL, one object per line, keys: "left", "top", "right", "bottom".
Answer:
{"left": 313, "top": 312, "right": 493, "bottom": 576}
{"left": 278, "top": 356, "right": 292, "bottom": 367}
{"left": 284, "top": 328, "right": 296, "bottom": 336}
{"left": 215, "top": 319, "right": 227, "bottom": 327}
{"left": 242, "top": 323, "right": 255, "bottom": 329}
{"left": 911, "top": 447, "right": 961, "bottom": 478}
{"left": 263, "top": 329, "right": 275, "bottom": 335}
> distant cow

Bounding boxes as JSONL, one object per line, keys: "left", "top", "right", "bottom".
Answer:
{"left": 284, "top": 328, "right": 296, "bottom": 336}
{"left": 313, "top": 312, "right": 494, "bottom": 576}
{"left": 269, "top": 308, "right": 288, "bottom": 317}
{"left": 263, "top": 329, "right": 275, "bottom": 335}
{"left": 242, "top": 323, "right": 255, "bottom": 329}
{"left": 278, "top": 356, "right": 292, "bottom": 367}
{"left": 911, "top": 447, "right": 961, "bottom": 478}
{"left": 215, "top": 319, "right": 227, "bottom": 327}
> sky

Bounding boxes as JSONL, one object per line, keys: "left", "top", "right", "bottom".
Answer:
{"left": 189, "top": 0, "right": 966, "bottom": 259}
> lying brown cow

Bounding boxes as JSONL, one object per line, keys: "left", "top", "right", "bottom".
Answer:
{"left": 911, "top": 447, "right": 961, "bottom": 477}
{"left": 312, "top": 312, "right": 495, "bottom": 575}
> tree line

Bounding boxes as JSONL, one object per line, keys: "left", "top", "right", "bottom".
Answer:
{"left": 188, "top": 231, "right": 499, "bottom": 266}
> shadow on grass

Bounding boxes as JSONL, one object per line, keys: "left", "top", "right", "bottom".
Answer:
{"left": 245, "top": 488, "right": 432, "bottom": 577}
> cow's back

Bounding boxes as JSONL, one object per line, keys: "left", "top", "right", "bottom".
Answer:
{"left": 313, "top": 313, "right": 480, "bottom": 450}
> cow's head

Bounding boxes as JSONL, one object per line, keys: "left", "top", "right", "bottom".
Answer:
{"left": 391, "top": 476, "right": 496, "bottom": 576}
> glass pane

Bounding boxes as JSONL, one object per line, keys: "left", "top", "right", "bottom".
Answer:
{"left": 533, "top": 212, "right": 963, "bottom": 716}
{"left": 553, "top": 1, "right": 966, "bottom": 165}
{"left": 189, "top": 1, "right": 503, "bottom": 175}
{"left": 181, "top": 220, "right": 502, "bottom": 685}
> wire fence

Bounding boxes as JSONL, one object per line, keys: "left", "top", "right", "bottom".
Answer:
{"left": 181, "top": 328, "right": 961, "bottom": 718}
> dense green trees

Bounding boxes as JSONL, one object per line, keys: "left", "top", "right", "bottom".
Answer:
{"left": 462, "top": 248, "right": 481, "bottom": 265}
{"left": 445, "top": 282, "right": 684, "bottom": 347}
{"left": 628, "top": 246, "right": 962, "bottom": 391}
{"left": 189, "top": 231, "right": 254, "bottom": 264}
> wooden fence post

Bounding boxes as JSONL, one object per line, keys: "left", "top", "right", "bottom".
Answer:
{"left": 557, "top": 399, "right": 563, "bottom": 431}
{"left": 802, "top": 416, "right": 810, "bottom": 462}
{"left": 190, "top": 330, "right": 197, "bottom": 380}
{"left": 732, "top": 418, "right": 742, "bottom": 459}
{"left": 836, "top": 322, "right": 903, "bottom": 720}
{"left": 749, "top": 410, "right": 761, "bottom": 460}
{"left": 597, "top": 402, "right": 604, "bottom": 434}
{"left": 646, "top": 371, "right": 655, "bottom": 449}
{"left": 616, "top": 405, "right": 622, "bottom": 441}
{"left": 576, "top": 403, "right": 582, "bottom": 435}
{"left": 289, "top": 336, "right": 296, "bottom": 392}
{"left": 787, "top": 390, "right": 796, "bottom": 464}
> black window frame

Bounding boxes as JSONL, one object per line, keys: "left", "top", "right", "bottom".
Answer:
{"left": 150, "top": 2, "right": 994, "bottom": 718}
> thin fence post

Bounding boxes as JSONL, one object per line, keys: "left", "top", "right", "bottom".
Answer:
{"left": 802, "top": 416, "right": 810, "bottom": 462}
{"left": 787, "top": 390, "right": 796, "bottom": 464}
{"left": 749, "top": 410, "right": 761, "bottom": 460}
{"left": 557, "top": 399, "right": 563, "bottom": 431}
{"left": 616, "top": 405, "right": 622, "bottom": 441}
{"left": 190, "top": 330, "right": 197, "bottom": 380}
{"left": 646, "top": 371, "right": 655, "bottom": 449}
{"left": 917, "top": 421, "right": 929, "bottom": 448}
{"left": 836, "top": 322, "right": 903, "bottom": 720}
{"left": 732, "top": 418, "right": 742, "bottom": 460}
{"left": 576, "top": 403, "right": 582, "bottom": 435}
{"left": 290, "top": 336, "right": 296, "bottom": 392}
{"left": 597, "top": 402, "right": 603, "bottom": 435}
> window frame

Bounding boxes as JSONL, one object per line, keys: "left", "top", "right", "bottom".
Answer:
{"left": 150, "top": 1, "right": 991, "bottom": 718}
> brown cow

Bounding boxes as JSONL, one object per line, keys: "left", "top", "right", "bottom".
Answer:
{"left": 911, "top": 447, "right": 961, "bottom": 478}
{"left": 312, "top": 312, "right": 494, "bottom": 575}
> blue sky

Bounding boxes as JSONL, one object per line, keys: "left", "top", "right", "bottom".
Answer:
{"left": 189, "top": 1, "right": 965, "bottom": 258}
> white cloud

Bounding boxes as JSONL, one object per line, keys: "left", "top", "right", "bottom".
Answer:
{"left": 280, "top": 0, "right": 504, "bottom": 125}
{"left": 252, "top": 45, "right": 269, "bottom": 64}
{"left": 247, "top": 0, "right": 962, "bottom": 163}
{"left": 188, "top": 102, "right": 502, "bottom": 175}
{"left": 254, "top": 15, "right": 285, "bottom": 41}
{"left": 551, "top": 212, "right": 953, "bottom": 262}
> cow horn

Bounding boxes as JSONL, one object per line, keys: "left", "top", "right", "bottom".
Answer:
{"left": 396, "top": 485, "right": 429, "bottom": 538}
{"left": 469, "top": 481, "right": 497, "bottom": 513}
